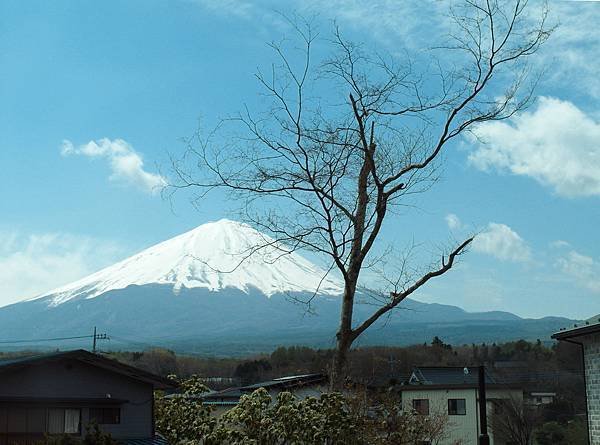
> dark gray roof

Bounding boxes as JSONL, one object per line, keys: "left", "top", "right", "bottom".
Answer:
{"left": 406, "top": 366, "right": 496, "bottom": 387}
{"left": 0, "top": 349, "right": 175, "bottom": 390}
{"left": 241, "top": 373, "right": 325, "bottom": 391}
{"left": 202, "top": 373, "right": 326, "bottom": 405}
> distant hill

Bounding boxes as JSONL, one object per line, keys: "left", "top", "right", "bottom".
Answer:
{"left": 0, "top": 219, "right": 574, "bottom": 355}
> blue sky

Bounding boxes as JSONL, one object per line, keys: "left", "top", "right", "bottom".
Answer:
{"left": 1, "top": 0, "right": 599, "bottom": 319}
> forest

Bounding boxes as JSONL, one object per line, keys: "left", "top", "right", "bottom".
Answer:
{"left": 108, "top": 338, "right": 585, "bottom": 413}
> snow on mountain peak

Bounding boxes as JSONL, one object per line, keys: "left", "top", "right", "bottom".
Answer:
{"left": 36, "top": 218, "right": 344, "bottom": 306}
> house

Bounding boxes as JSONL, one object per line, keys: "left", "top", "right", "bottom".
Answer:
{"left": 0, "top": 349, "right": 176, "bottom": 444}
{"left": 200, "top": 373, "right": 327, "bottom": 416}
{"left": 400, "top": 366, "right": 523, "bottom": 445}
{"left": 489, "top": 362, "right": 558, "bottom": 408}
{"left": 552, "top": 314, "right": 600, "bottom": 445}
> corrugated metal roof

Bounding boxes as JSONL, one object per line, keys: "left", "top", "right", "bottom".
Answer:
{"left": 201, "top": 373, "right": 326, "bottom": 404}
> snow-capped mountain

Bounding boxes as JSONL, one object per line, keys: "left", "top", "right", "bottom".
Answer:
{"left": 0, "top": 219, "right": 573, "bottom": 353}
{"left": 35, "top": 219, "right": 343, "bottom": 307}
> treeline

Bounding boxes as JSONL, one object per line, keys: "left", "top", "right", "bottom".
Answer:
{"left": 108, "top": 338, "right": 584, "bottom": 403}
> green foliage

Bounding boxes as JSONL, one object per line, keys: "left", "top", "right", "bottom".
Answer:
{"left": 535, "top": 419, "right": 587, "bottom": 445}
{"left": 536, "top": 421, "right": 567, "bottom": 445}
{"left": 83, "top": 423, "right": 118, "bottom": 445}
{"left": 154, "top": 375, "right": 218, "bottom": 444}
{"left": 157, "top": 377, "right": 453, "bottom": 445}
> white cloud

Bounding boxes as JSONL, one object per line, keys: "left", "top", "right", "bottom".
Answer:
{"left": 0, "top": 231, "right": 123, "bottom": 307}
{"left": 445, "top": 213, "right": 462, "bottom": 231}
{"left": 550, "top": 240, "right": 571, "bottom": 249}
{"left": 557, "top": 250, "right": 600, "bottom": 293}
{"left": 187, "top": 0, "right": 257, "bottom": 19}
{"left": 61, "top": 138, "right": 167, "bottom": 195}
{"left": 295, "top": 0, "right": 447, "bottom": 49}
{"left": 473, "top": 223, "right": 531, "bottom": 262}
{"left": 468, "top": 97, "right": 600, "bottom": 197}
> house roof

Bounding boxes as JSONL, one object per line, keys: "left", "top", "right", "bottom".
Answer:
{"left": 202, "top": 373, "right": 326, "bottom": 405}
{"left": 552, "top": 314, "right": 600, "bottom": 341}
{"left": 0, "top": 349, "right": 176, "bottom": 390}
{"left": 0, "top": 397, "right": 128, "bottom": 405}
{"left": 407, "top": 366, "right": 497, "bottom": 386}
{"left": 241, "top": 373, "right": 325, "bottom": 391}
{"left": 399, "top": 366, "right": 524, "bottom": 391}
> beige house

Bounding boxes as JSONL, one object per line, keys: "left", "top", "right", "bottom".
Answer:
{"left": 400, "top": 367, "right": 522, "bottom": 445}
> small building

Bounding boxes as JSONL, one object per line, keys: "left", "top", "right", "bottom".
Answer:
{"left": 552, "top": 314, "right": 600, "bottom": 445}
{"left": 401, "top": 366, "right": 522, "bottom": 445}
{"left": 201, "top": 373, "right": 327, "bottom": 416}
{"left": 524, "top": 391, "right": 556, "bottom": 407}
{"left": 0, "top": 349, "right": 175, "bottom": 444}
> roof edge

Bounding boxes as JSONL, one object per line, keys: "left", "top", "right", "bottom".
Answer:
{"left": 552, "top": 323, "right": 600, "bottom": 341}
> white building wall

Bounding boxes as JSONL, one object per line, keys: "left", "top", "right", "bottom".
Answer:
{"left": 401, "top": 388, "right": 522, "bottom": 445}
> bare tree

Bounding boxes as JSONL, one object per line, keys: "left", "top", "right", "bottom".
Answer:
{"left": 490, "top": 396, "right": 540, "bottom": 445}
{"left": 170, "top": 0, "right": 551, "bottom": 389}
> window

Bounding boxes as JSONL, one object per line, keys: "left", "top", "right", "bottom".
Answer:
{"left": 448, "top": 398, "right": 466, "bottom": 415}
{"left": 89, "top": 407, "right": 120, "bottom": 424}
{"left": 48, "top": 408, "right": 81, "bottom": 434}
{"left": 3, "top": 407, "right": 80, "bottom": 435}
{"left": 412, "top": 399, "right": 429, "bottom": 415}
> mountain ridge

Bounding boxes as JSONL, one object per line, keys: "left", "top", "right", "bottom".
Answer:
{"left": 0, "top": 219, "right": 573, "bottom": 353}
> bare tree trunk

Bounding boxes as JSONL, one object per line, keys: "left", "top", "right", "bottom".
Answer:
{"left": 331, "top": 283, "right": 357, "bottom": 390}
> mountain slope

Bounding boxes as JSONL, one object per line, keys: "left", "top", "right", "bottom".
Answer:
{"left": 0, "top": 219, "right": 573, "bottom": 353}
{"left": 34, "top": 219, "right": 343, "bottom": 306}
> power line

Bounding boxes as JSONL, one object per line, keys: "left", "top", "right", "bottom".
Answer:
{"left": 0, "top": 327, "right": 110, "bottom": 353}
{"left": 0, "top": 334, "right": 93, "bottom": 344}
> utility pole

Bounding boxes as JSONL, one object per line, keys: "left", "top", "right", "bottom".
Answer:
{"left": 478, "top": 365, "right": 490, "bottom": 445}
{"left": 92, "top": 327, "right": 109, "bottom": 353}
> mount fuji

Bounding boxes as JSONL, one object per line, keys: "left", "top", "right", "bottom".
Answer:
{"left": 0, "top": 220, "right": 573, "bottom": 354}
{"left": 35, "top": 219, "right": 343, "bottom": 307}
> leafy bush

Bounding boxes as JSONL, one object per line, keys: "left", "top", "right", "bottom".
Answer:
{"left": 156, "top": 376, "right": 453, "bottom": 444}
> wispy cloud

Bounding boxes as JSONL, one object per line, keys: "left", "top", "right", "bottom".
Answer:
{"left": 445, "top": 213, "right": 463, "bottom": 231}
{"left": 0, "top": 231, "right": 123, "bottom": 307}
{"left": 467, "top": 97, "right": 600, "bottom": 197}
{"left": 557, "top": 249, "right": 600, "bottom": 293}
{"left": 473, "top": 223, "right": 531, "bottom": 263}
{"left": 61, "top": 138, "right": 166, "bottom": 195}
{"left": 295, "top": 0, "right": 447, "bottom": 49}
{"left": 540, "top": 1, "right": 600, "bottom": 98}
{"left": 186, "top": 0, "right": 258, "bottom": 19}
